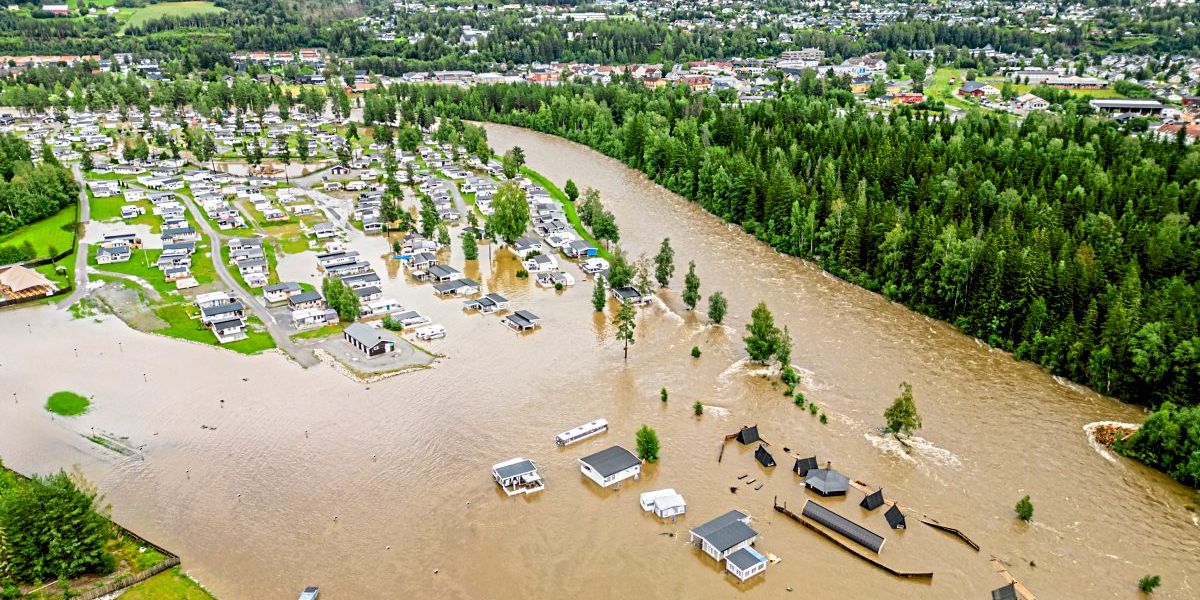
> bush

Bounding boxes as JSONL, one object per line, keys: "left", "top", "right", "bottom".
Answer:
{"left": 635, "top": 425, "right": 660, "bottom": 463}
{"left": 809, "top": 403, "right": 818, "bottom": 415}
{"left": 554, "top": 281, "right": 564, "bottom": 291}
{"left": 693, "top": 401, "right": 704, "bottom": 416}
{"left": 794, "top": 391, "right": 806, "bottom": 407}
{"left": 45, "top": 391, "right": 89, "bottom": 416}
{"left": 691, "top": 345, "right": 701, "bottom": 358}
{"left": 515, "top": 268, "right": 529, "bottom": 278}
{"left": 1015, "top": 495, "right": 1034, "bottom": 521}
{"left": 1138, "top": 575, "right": 1161, "bottom": 593}
{"left": 819, "top": 412, "right": 828, "bottom": 424}
{"left": 660, "top": 387, "right": 668, "bottom": 402}
{"left": 381, "top": 315, "right": 403, "bottom": 331}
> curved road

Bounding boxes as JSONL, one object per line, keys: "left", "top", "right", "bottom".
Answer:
{"left": 57, "top": 165, "right": 92, "bottom": 309}
{"left": 172, "top": 192, "right": 320, "bottom": 367}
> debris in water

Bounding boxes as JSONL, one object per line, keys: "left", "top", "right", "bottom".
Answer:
{"left": 729, "top": 486, "right": 738, "bottom": 494}
{"left": 737, "top": 474, "right": 748, "bottom": 480}
{"left": 754, "top": 483, "right": 764, "bottom": 491}
{"left": 786, "top": 587, "right": 793, "bottom": 592}
{"left": 746, "top": 479, "right": 756, "bottom": 485}
{"left": 433, "top": 569, "right": 439, "bottom": 574}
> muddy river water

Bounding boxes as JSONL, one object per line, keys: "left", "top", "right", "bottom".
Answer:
{"left": 2, "top": 124, "right": 1198, "bottom": 599}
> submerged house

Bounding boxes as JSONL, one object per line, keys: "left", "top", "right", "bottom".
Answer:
{"left": 578, "top": 445, "right": 641, "bottom": 488}
{"left": 725, "top": 546, "right": 769, "bottom": 582}
{"left": 861, "top": 488, "right": 885, "bottom": 511}
{"left": 639, "top": 488, "right": 687, "bottom": 519}
{"left": 735, "top": 425, "right": 761, "bottom": 445}
{"left": 884, "top": 504, "right": 906, "bottom": 530}
{"left": 793, "top": 456, "right": 818, "bottom": 477}
{"left": 491, "top": 457, "right": 545, "bottom": 496}
{"left": 754, "top": 445, "right": 775, "bottom": 468}
{"left": 690, "top": 510, "right": 759, "bottom": 563}
{"left": 804, "top": 466, "right": 849, "bottom": 497}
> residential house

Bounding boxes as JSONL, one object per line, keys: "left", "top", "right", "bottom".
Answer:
{"left": 343, "top": 322, "right": 399, "bottom": 357}
{"left": 578, "top": 445, "right": 641, "bottom": 488}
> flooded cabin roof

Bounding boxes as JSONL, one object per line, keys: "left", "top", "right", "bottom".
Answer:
{"left": 801, "top": 500, "right": 885, "bottom": 554}
{"left": 691, "top": 510, "right": 756, "bottom": 552}
{"left": 861, "top": 489, "right": 885, "bottom": 511}
{"left": 579, "top": 445, "right": 639, "bottom": 477}
{"left": 805, "top": 467, "right": 849, "bottom": 496}
{"left": 735, "top": 425, "right": 760, "bottom": 445}
{"left": 754, "top": 445, "right": 775, "bottom": 468}
{"left": 884, "top": 504, "right": 906, "bottom": 530}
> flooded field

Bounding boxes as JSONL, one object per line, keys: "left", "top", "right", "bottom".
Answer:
{"left": 1, "top": 124, "right": 1197, "bottom": 599}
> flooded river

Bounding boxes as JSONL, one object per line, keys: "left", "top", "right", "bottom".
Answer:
{"left": 2, "top": 124, "right": 1198, "bottom": 599}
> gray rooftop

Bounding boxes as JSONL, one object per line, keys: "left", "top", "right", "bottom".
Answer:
{"left": 494, "top": 459, "right": 536, "bottom": 480}
{"left": 691, "top": 510, "right": 757, "bottom": 553}
{"left": 725, "top": 547, "right": 767, "bottom": 571}
{"left": 802, "top": 500, "right": 884, "bottom": 554}
{"left": 579, "top": 445, "right": 640, "bottom": 477}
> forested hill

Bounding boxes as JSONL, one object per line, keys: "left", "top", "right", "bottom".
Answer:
{"left": 385, "top": 80, "right": 1198, "bottom": 408}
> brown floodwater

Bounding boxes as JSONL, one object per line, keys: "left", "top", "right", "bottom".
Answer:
{"left": 2, "top": 124, "right": 1198, "bottom": 599}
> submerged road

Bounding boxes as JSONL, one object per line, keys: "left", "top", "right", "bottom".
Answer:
{"left": 57, "top": 164, "right": 92, "bottom": 309}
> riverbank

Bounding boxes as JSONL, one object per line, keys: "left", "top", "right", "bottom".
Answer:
{"left": 2, "top": 126, "right": 1198, "bottom": 599}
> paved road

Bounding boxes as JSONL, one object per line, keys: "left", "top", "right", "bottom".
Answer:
{"left": 57, "top": 165, "right": 92, "bottom": 309}
{"left": 437, "top": 175, "right": 470, "bottom": 218}
{"left": 174, "top": 192, "right": 321, "bottom": 367}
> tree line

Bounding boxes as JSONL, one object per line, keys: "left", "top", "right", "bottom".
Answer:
{"left": 374, "top": 80, "right": 1197, "bottom": 416}
{"left": 0, "top": 133, "right": 79, "bottom": 250}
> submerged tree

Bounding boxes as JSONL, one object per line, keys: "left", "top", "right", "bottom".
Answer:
{"left": 487, "top": 181, "right": 530, "bottom": 244}
{"left": 1015, "top": 495, "right": 1034, "bottom": 522}
{"left": 591, "top": 276, "right": 607, "bottom": 312}
{"left": 614, "top": 298, "right": 636, "bottom": 360}
{"left": 682, "top": 260, "right": 700, "bottom": 309}
{"left": 707, "top": 291, "right": 727, "bottom": 324}
{"left": 654, "top": 238, "right": 675, "bottom": 287}
{"left": 636, "top": 425, "right": 660, "bottom": 463}
{"left": 744, "top": 302, "right": 780, "bottom": 363}
{"left": 462, "top": 230, "right": 478, "bottom": 260}
{"left": 883, "top": 382, "right": 922, "bottom": 437}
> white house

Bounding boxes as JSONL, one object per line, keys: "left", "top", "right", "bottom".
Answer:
{"left": 578, "top": 445, "right": 641, "bottom": 488}
{"left": 689, "top": 510, "right": 758, "bottom": 562}
{"left": 640, "top": 488, "right": 687, "bottom": 519}
{"left": 491, "top": 457, "right": 545, "bottom": 496}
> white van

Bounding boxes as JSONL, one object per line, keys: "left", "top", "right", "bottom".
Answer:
{"left": 415, "top": 324, "right": 446, "bottom": 340}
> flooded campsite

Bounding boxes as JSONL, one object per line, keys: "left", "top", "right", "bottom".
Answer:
{"left": 1, "top": 124, "right": 1198, "bottom": 600}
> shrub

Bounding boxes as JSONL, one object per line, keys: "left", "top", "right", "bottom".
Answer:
{"left": 693, "top": 401, "right": 704, "bottom": 416}
{"left": 794, "top": 392, "right": 806, "bottom": 407}
{"left": 554, "top": 281, "right": 564, "bottom": 291}
{"left": 45, "top": 391, "right": 89, "bottom": 416}
{"left": 660, "top": 387, "right": 668, "bottom": 402}
{"left": 515, "top": 268, "right": 529, "bottom": 278}
{"left": 635, "top": 425, "right": 660, "bottom": 463}
{"left": 381, "top": 315, "right": 403, "bottom": 331}
{"left": 809, "top": 403, "right": 818, "bottom": 415}
{"left": 691, "top": 345, "right": 701, "bottom": 358}
{"left": 1138, "top": 575, "right": 1161, "bottom": 593}
{"left": 1015, "top": 495, "right": 1034, "bottom": 521}
{"left": 819, "top": 412, "right": 828, "bottom": 424}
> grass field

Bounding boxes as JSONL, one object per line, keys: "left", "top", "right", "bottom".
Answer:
{"left": 45, "top": 391, "right": 89, "bottom": 416}
{"left": 91, "top": 247, "right": 181, "bottom": 296}
{"left": 119, "top": 566, "right": 216, "bottom": 600}
{"left": 122, "top": 1, "right": 224, "bottom": 30}
{"left": 0, "top": 206, "right": 77, "bottom": 258}
{"left": 151, "top": 304, "right": 277, "bottom": 354}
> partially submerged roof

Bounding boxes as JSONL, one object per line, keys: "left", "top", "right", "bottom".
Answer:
{"left": 579, "top": 445, "right": 640, "bottom": 477}
{"left": 793, "top": 456, "right": 818, "bottom": 476}
{"left": 884, "top": 504, "right": 906, "bottom": 530}
{"left": 861, "top": 488, "right": 884, "bottom": 511}
{"left": 691, "top": 510, "right": 757, "bottom": 552}
{"left": 735, "top": 425, "right": 760, "bottom": 445}
{"left": 805, "top": 467, "right": 849, "bottom": 496}
{"left": 802, "top": 500, "right": 885, "bottom": 554}
{"left": 755, "top": 444, "right": 775, "bottom": 468}
{"left": 991, "top": 583, "right": 1021, "bottom": 600}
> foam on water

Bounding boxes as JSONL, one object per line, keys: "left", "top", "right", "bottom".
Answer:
{"left": 864, "top": 430, "right": 963, "bottom": 469}
{"left": 1082, "top": 421, "right": 1140, "bottom": 464}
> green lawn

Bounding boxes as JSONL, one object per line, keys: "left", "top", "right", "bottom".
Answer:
{"left": 119, "top": 566, "right": 216, "bottom": 600}
{"left": 35, "top": 247, "right": 77, "bottom": 289}
{"left": 151, "top": 303, "right": 276, "bottom": 355}
{"left": 45, "top": 391, "right": 89, "bottom": 416}
{"left": 520, "top": 166, "right": 611, "bottom": 260}
{"left": 91, "top": 247, "right": 180, "bottom": 296}
{"left": 0, "top": 205, "right": 77, "bottom": 258}
{"left": 290, "top": 321, "right": 345, "bottom": 340}
{"left": 123, "top": 1, "right": 224, "bottom": 30}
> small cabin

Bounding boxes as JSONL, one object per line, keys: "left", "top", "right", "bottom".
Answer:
{"left": 861, "top": 488, "right": 885, "bottom": 511}
{"left": 492, "top": 457, "right": 545, "bottom": 496}
{"left": 639, "top": 488, "right": 687, "bottom": 519}
{"left": 690, "top": 510, "right": 757, "bottom": 562}
{"left": 725, "top": 546, "right": 768, "bottom": 582}
{"left": 578, "top": 445, "right": 641, "bottom": 488}
{"left": 754, "top": 445, "right": 775, "bottom": 468}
